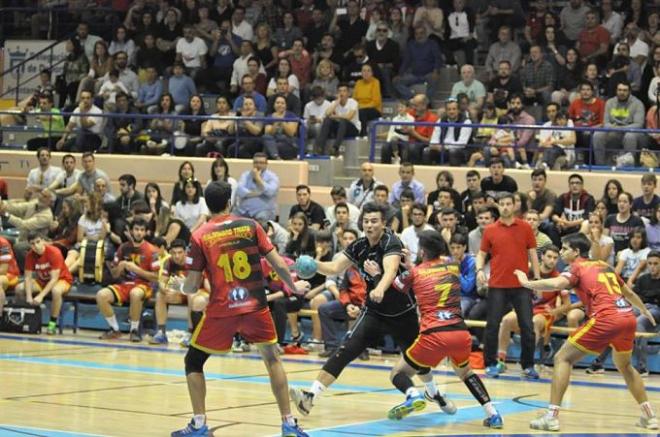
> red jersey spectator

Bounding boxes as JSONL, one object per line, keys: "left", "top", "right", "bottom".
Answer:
{"left": 569, "top": 82, "right": 605, "bottom": 127}
{"left": 576, "top": 10, "right": 610, "bottom": 63}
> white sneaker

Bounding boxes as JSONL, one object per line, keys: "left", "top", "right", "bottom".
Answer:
{"left": 616, "top": 152, "right": 635, "bottom": 168}
{"left": 530, "top": 414, "right": 560, "bottom": 431}
{"left": 639, "top": 416, "right": 659, "bottom": 430}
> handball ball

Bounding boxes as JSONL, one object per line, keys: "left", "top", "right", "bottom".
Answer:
{"left": 295, "top": 255, "right": 318, "bottom": 279}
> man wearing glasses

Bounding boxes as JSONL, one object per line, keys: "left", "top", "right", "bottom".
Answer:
{"left": 551, "top": 173, "right": 595, "bottom": 237}
{"left": 366, "top": 23, "right": 400, "bottom": 98}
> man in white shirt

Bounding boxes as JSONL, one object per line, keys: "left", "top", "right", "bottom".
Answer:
{"left": 614, "top": 23, "right": 649, "bottom": 67}
{"left": 76, "top": 21, "right": 102, "bottom": 60}
{"left": 425, "top": 98, "right": 473, "bottom": 166}
{"left": 347, "top": 162, "right": 382, "bottom": 209}
{"left": 314, "top": 83, "right": 360, "bottom": 156}
{"left": 55, "top": 90, "right": 105, "bottom": 152}
{"left": 538, "top": 103, "right": 576, "bottom": 169}
{"left": 25, "top": 148, "right": 62, "bottom": 200}
{"left": 601, "top": 0, "right": 623, "bottom": 44}
{"left": 231, "top": 7, "right": 254, "bottom": 42}
{"left": 400, "top": 203, "right": 434, "bottom": 261}
{"left": 325, "top": 186, "right": 360, "bottom": 229}
{"left": 50, "top": 154, "right": 82, "bottom": 199}
{"left": 229, "top": 41, "right": 265, "bottom": 94}
{"left": 101, "top": 52, "right": 140, "bottom": 99}
{"left": 303, "top": 86, "right": 331, "bottom": 140}
{"left": 176, "top": 25, "right": 208, "bottom": 77}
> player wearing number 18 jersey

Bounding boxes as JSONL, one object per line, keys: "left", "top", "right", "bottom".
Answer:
{"left": 172, "top": 181, "right": 309, "bottom": 437}
{"left": 516, "top": 233, "right": 658, "bottom": 432}
{"left": 386, "top": 230, "right": 502, "bottom": 428}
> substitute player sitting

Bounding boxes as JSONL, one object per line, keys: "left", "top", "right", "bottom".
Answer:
{"left": 172, "top": 181, "right": 310, "bottom": 437}
{"left": 15, "top": 232, "right": 73, "bottom": 335}
{"left": 498, "top": 245, "right": 569, "bottom": 370}
{"left": 515, "top": 233, "right": 658, "bottom": 431}
{"left": 366, "top": 230, "right": 503, "bottom": 428}
{"left": 150, "top": 238, "right": 209, "bottom": 345}
{"left": 96, "top": 219, "right": 159, "bottom": 342}
{"left": 0, "top": 236, "right": 19, "bottom": 319}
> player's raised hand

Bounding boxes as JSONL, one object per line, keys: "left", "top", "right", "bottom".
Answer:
{"left": 363, "top": 260, "right": 381, "bottom": 277}
{"left": 514, "top": 269, "right": 530, "bottom": 287}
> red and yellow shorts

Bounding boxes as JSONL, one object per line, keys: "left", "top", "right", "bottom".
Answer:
{"left": 167, "top": 289, "right": 209, "bottom": 305}
{"left": 569, "top": 314, "right": 636, "bottom": 355}
{"left": 108, "top": 282, "right": 153, "bottom": 305}
{"left": 191, "top": 307, "right": 277, "bottom": 354}
{"left": 2, "top": 273, "right": 19, "bottom": 290}
{"left": 532, "top": 309, "right": 556, "bottom": 336}
{"left": 33, "top": 279, "right": 72, "bottom": 294}
{"left": 405, "top": 329, "right": 472, "bottom": 369}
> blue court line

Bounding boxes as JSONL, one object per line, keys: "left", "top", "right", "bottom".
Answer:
{"left": 1, "top": 334, "right": 659, "bottom": 393}
{"left": 0, "top": 425, "right": 103, "bottom": 437}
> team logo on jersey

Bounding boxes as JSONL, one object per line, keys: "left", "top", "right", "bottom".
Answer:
{"left": 229, "top": 287, "right": 249, "bottom": 302}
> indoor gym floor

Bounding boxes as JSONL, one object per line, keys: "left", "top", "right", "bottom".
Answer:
{"left": 0, "top": 332, "right": 658, "bottom": 437}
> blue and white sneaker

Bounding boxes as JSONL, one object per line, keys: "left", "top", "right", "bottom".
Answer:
{"left": 149, "top": 331, "right": 168, "bottom": 345}
{"left": 522, "top": 367, "right": 540, "bottom": 380}
{"left": 180, "top": 333, "right": 191, "bottom": 348}
{"left": 424, "top": 391, "right": 457, "bottom": 415}
{"left": 485, "top": 365, "right": 501, "bottom": 378}
{"left": 282, "top": 419, "right": 309, "bottom": 436}
{"left": 387, "top": 393, "right": 426, "bottom": 420}
{"left": 171, "top": 420, "right": 208, "bottom": 436}
{"left": 483, "top": 412, "right": 504, "bottom": 429}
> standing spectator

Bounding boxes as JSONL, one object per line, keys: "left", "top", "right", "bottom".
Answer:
{"left": 633, "top": 174, "right": 660, "bottom": 221}
{"left": 520, "top": 45, "right": 555, "bottom": 106}
{"left": 289, "top": 185, "right": 326, "bottom": 230}
{"left": 552, "top": 173, "right": 595, "bottom": 237}
{"left": 480, "top": 158, "right": 518, "bottom": 199}
{"left": 576, "top": 10, "right": 610, "bottom": 66}
{"left": 56, "top": 91, "right": 104, "bottom": 153}
{"left": 235, "top": 153, "right": 279, "bottom": 221}
{"left": 426, "top": 99, "right": 473, "bottom": 166}
{"left": 451, "top": 65, "right": 486, "bottom": 108}
{"left": 303, "top": 86, "right": 331, "bottom": 141}
{"left": 59, "top": 38, "right": 89, "bottom": 109}
{"left": 348, "top": 162, "right": 382, "bottom": 209}
{"left": 485, "top": 26, "right": 521, "bottom": 80}
{"left": 605, "top": 192, "right": 645, "bottom": 255}
{"left": 449, "top": 233, "right": 478, "bottom": 315}
{"left": 169, "top": 62, "right": 197, "bottom": 113}
{"left": 631, "top": 250, "right": 660, "bottom": 376}
{"left": 559, "top": 0, "right": 590, "bottom": 43}
{"left": 366, "top": 22, "right": 400, "bottom": 98}
{"left": 381, "top": 99, "right": 415, "bottom": 164}
{"left": 176, "top": 25, "right": 208, "bottom": 78}
{"left": 313, "top": 84, "right": 360, "bottom": 156}
{"left": 353, "top": 64, "right": 382, "bottom": 136}
{"left": 389, "top": 163, "right": 426, "bottom": 206}
{"left": 592, "top": 81, "right": 644, "bottom": 166}
{"left": 477, "top": 192, "right": 540, "bottom": 379}
{"left": 393, "top": 26, "right": 443, "bottom": 101}
{"left": 331, "top": 0, "right": 368, "bottom": 54}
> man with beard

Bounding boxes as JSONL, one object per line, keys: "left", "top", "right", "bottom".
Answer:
{"left": 487, "top": 60, "right": 522, "bottom": 115}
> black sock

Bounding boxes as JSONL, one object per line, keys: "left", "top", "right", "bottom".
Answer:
{"left": 158, "top": 324, "right": 166, "bottom": 334}
{"left": 50, "top": 316, "right": 57, "bottom": 323}
{"left": 464, "top": 373, "right": 492, "bottom": 405}
{"left": 191, "top": 311, "right": 203, "bottom": 332}
{"left": 392, "top": 372, "right": 414, "bottom": 394}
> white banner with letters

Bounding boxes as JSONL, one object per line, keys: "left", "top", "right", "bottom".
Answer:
{"left": 2, "top": 40, "right": 66, "bottom": 101}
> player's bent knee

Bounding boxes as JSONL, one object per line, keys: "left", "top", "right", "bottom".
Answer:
{"left": 129, "top": 288, "right": 144, "bottom": 300}
{"left": 184, "top": 346, "right": 210, "bottom": 375}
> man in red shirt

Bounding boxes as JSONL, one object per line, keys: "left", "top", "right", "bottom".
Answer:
{"left": 0, "top": 236, "right": 20, "bottom": 320}
{"left": 404, "top": 94, "right": 438, "bottom": 164}
{"left": 568, "top": 81, "right": 604, "bottom": 160}
{"left": 516, "top": 233, "right": 658, "bottom": 432}
{"left": 172, "top": 181, "right": 309, "bottom": 437}
{"left": 96, "top": 219, "right": 159, "bottom": 342}
{"left": 476, "top": 192, "right": 540, "bottom": 379}
{"left": 576, "top": 10, "right": 610, "bottom": 65}
{"left": 380, "top": 231, "right": 503, "bottom": 428}
{"left": 16, "top": 232, "right": 73, "bottom": 335}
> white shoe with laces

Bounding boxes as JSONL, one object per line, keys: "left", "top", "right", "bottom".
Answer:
{"left": 639, "top": 415, "right": 659, "bottom": 430}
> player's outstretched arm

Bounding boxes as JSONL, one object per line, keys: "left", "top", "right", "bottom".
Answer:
{"left": 514, "top": 269, "right": 571, "bottom": 291}
{"left": 316, "top": 252, "right": 353, "bottom": 276}
{"left": 265, "top": 250, "right": 310, "bottom": 295}
{"left": 183, "top": 270, "right": 203, "bottom": 295}
{"left": 621, "top": 283, "right": 657, "bottom": 326}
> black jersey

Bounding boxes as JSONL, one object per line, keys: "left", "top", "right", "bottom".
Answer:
{"left": 343, "top": 230, "right": 415, "bottom": 317}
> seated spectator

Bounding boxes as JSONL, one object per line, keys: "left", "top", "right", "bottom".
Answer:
{"left": 568, "top": 81, "right": 605, "bottom": 159}
{"left": 427, "top": 170, "right": 463, "bottom": 218}
{"left": 506, "top": 94, "right": 535, "bottom": 167}
{"left": 487, "top": 60, "right": 522, "bottom": 116}
{"left": 267, "top": 58, "right": 300, "bottom": 98}
{"left": 103, "top": 51, "right": 139, "bottom": 101}
{"left": 426, "top": 98, "right": 473, "bottom": 166}
{"left": 227, "top": 96, "right": 264, "bottom": 158}
{"left": 173, "top": 178, "right": 209, "bottom": 235}
{"left": 233, "top": 74, "right": 268, "bottom": 114}
{"left": 310, "top": 59, "right": 338, "bottom": 100}
{"left": 576, "top": 10, "right": 610, "bottom": 67}
{"left": 235, "top": 153, "right": 279, "bottom": 221}
{"left": 552, "top": 48, "right": 583, "bottom": 105}
{"left": 49, "top": 196, "right": 83, "bottom": 254}
{"left": 289, "top": 185, "right": 326, "bottom": 230}
{"left": 353, "top": 64, "right": 382, "bottom": 136}
{"left": 281, "top": 38, "right": 312, "bottom": 89}
{"left": 631, "top": 250, "right": 660, "bottom": 376}
{"left": 366, "top": 22, "right": 400, "bottom": 98}
{"left": 400, "top": 203, "right": 434, "bottom": 262}
{"left": 540, "top": 25, "right": 569, "bottom": 75}
{"left": 393, "top": 25, "right": 442, "bottom": 101}
{"left": 389, "top": 162, "right": 426, "bottom": 206}
{"left": 480, "top": 158, "right": 518, "bottom": 199}
{"left": 263, "top": 95, "right": 300, "bottom": 160}
{"left": 135, "top": 66, "right": 163, "bottom": 114}
{"left": 468, "top": 207, "right": 494, "bottom": 255}
{"left": 229, "top": 40, "right": 262, "bottom": 95}
{"left": 460, "top": 170, "right": 482, "bottom": 213}
{"left": 615, "top": 23, "right": 649, "bottom": 68}
{"left": 94, "top": 177, "right": 115, "bottom": 204}
{"left": 136, "top": 34, "right": 164, "bottom": 77}
{"left": 194, "top": 5, "right": 219, "bottom": 44}
{"left": 447, "top": 233, "right": 478, "bottom": 315}
{"left": 285, "top": 211, "right": 317, "bottom": 259}
{"left": 527, "top": 169, "right": 557, "bottom": 225}
{"left": 107, "top": 92, "right": 141, "bottom": 154}
{"left": 144, "top": 182, "right": 172, "bottom": 241}
{"left": 312, "top": 33, "right": 343, "bottom": 73}
{"left": 246, "top": 56, "right": 268, "bottom": 96}
{"left": 232, "top": 5, "right": 255, "bottom": 38}
{"left": 25, "top": 148, "right": 62, "bottom": 200}
{"left": 156, "top": 8, "right": 183, "bottom": 67}
{"left": 303, "top": 86, "right": 331, "bottom": 141}
{"left": 64, "top": 192, "right": 107, "bottom": 272}
{"left": 266, "top": 77, "right": 301, "bottom": 115}
{"left": 176, "top": 24, "right": 208, "bottom": 78}
{"left": 98, "top": 69, "right": 129, "bottom": 112}
{"left": 206, "top": 157, "right": 238, "bottom": 206}
{"left": 95, "top": 219, "right": 159, "bottom": 341}
{"left": 56, "top": 90, "right": 104, "bottom": 153}
{"left": 606, "top": 43, "right": 642, "bottom": 95}
{"left": 451, "top": 64, "right": 486, "bottom": 108}
{"left": 168, "top": 62, "right": 197, "bottom": 113}
{"left": 444, "top": 0, "right": 478, "bottom": 66}
{"left": 552, "top": 173, "right": 595, "bottom": 237}
{"left": 403, "top": 94, "right": 438, "bottom": 164}
{"left": 15, "top": 233, "right": 73, "bottom": 335}
{"left": 142, "top": 93, "right": 177, "bottom": 155}
{"left": 274, "top": 11, "right": 303, "bottom": 51}
{"left": 520, "top": 45, "right": 555, "bottom": 106}
{"left": 342, "top": 43, "right": 379, "bottom": 87}
{"left": 303, "top": 8, "right": 327, "bottom": 53}
{"left": 581, "top": 211, "right": 615, "bottom": 265}
{"left": 174, "top": 95, "right": 207, "bottom": 156}
{"left": 615, "top": 227, "right": 650, "bottom": 286}
{"left": 481, "top": 115, "right": 516, "bottom": 168}
{"left": 525, "top": 209, "right": 553, "bottom": 259}
{"left": 198, "top": 96, "right": 235, "bottom": 156}
{"left": 605, "top": 192, "right": 646, "bottom": 255}
{"left": 325, "top": 186, "right": 360, "bottom": 229}
{"left": 332, "top": 0, "right": 368, "bottom": 55}
{"left": 77, "top": 41, "right": 111, "bottom": 102}
{"left": 348, "top": 162, "right": 382, "bottom": 209}
{"left": 633, "top": 174, "right": 660, "bottom": 221}
{"left": 171, "top": 161, "right": 196, "bottom": 206}
{"left": 109, "top": 25, "right": 137, "bottom": 66}
{"left": 485, "top": 26, "right": 521, "bottom": 80}
{"left": 538, "top": 107, "right": 576, "bottom": 170}
{"left": 197, "top": 22, "right": 240, "bottom": 93}
{"left": 313, "top": 83, "right": 360, "bottom": 156}
{"left": 592, "top": 81, "right": 644, "bottom": 166}
{"left": 601, "top": 0, "right": 623, "bottom": 44}
{"left": 381, "top": 99, "right": 414, "bottom": 164}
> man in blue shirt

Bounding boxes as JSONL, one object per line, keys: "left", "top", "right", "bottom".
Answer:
{"left": 450, "top": 233, "right": 479, "bottom": 316}
{"left": 388, "top": 162, "right": 426, "bottom": 207}
{"left": 235, "top": 153, "right": 280, "bottom": 221}
{"left": 135, "top": 66, "right": 162, "bottom": 113}
{"left": 394, "top": 25, "right": 444, "bottom": 101}
{"left": 233, "top": 74, "right": 267, "bottom": 113}
{"left": 169, "top": 62, "right": 197, "bottom": 112}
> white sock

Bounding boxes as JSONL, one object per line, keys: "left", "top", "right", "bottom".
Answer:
{"left": 546, "top": 404, "right": 560, "bottom": 418}
{"left": 483, "top": 401, "right": 498, "bottom": 417}
{"left": 641, "top": 401, "right": 656, "bottom": 418}
{"left": 283, "top": 414, "right": 296, "bottom": 427}
{"left": 105, "top": 316, "right": 119, "bottom": 331}
{"left": 424, "top": 380, "right": 438, "bottom": 397}
{"left": 192, "top": 414, "right": 206, "bottom": 429}
{"left": 130, "top": 320, "right": 139, "bottom": 331}
{"left": 405, "top": 387, "right": 420, "bottom": 398}
{"left": 310, "top": 380, "right": 326, "bottom": 399}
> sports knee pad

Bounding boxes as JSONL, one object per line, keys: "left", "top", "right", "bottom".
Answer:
{"left": 184, "top": 346, "right": 210, "bottom": 375}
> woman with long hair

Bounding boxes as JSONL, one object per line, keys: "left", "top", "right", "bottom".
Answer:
{"left": 171, "top": 160, "right": 196, "bottom": 205}
{"left": 353, "top": 64, "right": 382, "bottom": 136}
{"left": 388, "top": 7, "right": 409, "bottom": 52}
{"left": 144, "top": 182, "right": 171, "bottom": 238}
{"left": 267, "top": 58, "right": 300, "bottom": 97}
{"left": 206, "top": 156, "right": 238, "bottom": 207}
{"left": 198, "top": 96, "right": 235, "bottom": 156}
{"left": 602, "top": 179, "right": 623, "bottom": 216}
{"left": 109, "top": 25, "right": 137, "bottom": 66}
{"left": 551, "top": 47, "right": 583, "bottom": 105}
{"left": 143, "top": 93, "right": 177, "bottom": 155}
{"left": 274, "top": 11, "right": 303, "bottom": 51}
{"left": 173, "top": 178, "right": 209, "bottom": 234}
{"left": 60, "top": 38, "right": 90, "bottom": 108}
{"left": 310, "top": 59, "right": 338, "bottom": 99}
{"left": 263, "top": 95, "right": 299, "bottom": 160}
{"left": 175, "top": 95, "right": 207, "bottom": 156}
{"left": 646, "top": 204, "right": 660, "bottom": 250}
{"left": 49, "top": 196, "right": 83, "bottom": 255}
{"left": 254, "top": 23, "right": 279, "bottom": 74}
{"left": 581, "top": 211, "right": 614, "bottom": 264}
{"left": 65, "top": 192, "right": 107, "bottom": 271}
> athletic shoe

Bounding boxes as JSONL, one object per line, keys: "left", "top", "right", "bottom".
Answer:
{"left": 318, "top": 348, "right": 336, "bottom": 358}
{"left": 283, "top": 344, "right": 308, "bottom": 355}
{"left": 485, "top": 365, "right": 501, "bottom": 378}
{"left": 483, "top": 413, "right": 504, "bottom": 429}
{"left": 358, "top": 349, "right": 370, "bottom": 361}
{"left": 289, "top": 388, "right": 314, "bottom": 416}
{"left": 638, "top": 415, "right": 659, "bottom": 430}
{"left": 387, "top": 393, "right": 426, "bottom": 420}
{"left": 305, "top": 341, "right": 323, "bottom": 353}
{"left": 282, "top": 419, "right": 309, "bottom": 437}
{"left": 586, "top": 364, "right": 605, "bottom": 375}
{"left": 290, "top": 332, "right": 304, "bottom": 344}
{"left": 129, "top": 330, "right": 142, "bottom": 342}
{"left": 637, "top": 368, "right": 649, "bottom": 378}
{"left": 149, "top": 331, "right": 168, "bottom": 345}
{"left": 232, "top": 339, "right": 250, "bottom": 352}
{"left": 99, "top": 329, "right": 122, "bottom": 340}
{"left": 170, "top": 420, "right": 208, "bottom": 436}
{"left": 522, "top": 367, "right": 540, "bottom": 380}
{"left": 424, "top": 391, "right": 457, "bottom": 415}
{"left": 47, "top": 321, "right": 57, "bottom": 335}
{"left": 496, "top": 359, "right": 507, "bottom": 373}
{"left": 529, "top": 414, "right": 559, "bottom": 431}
